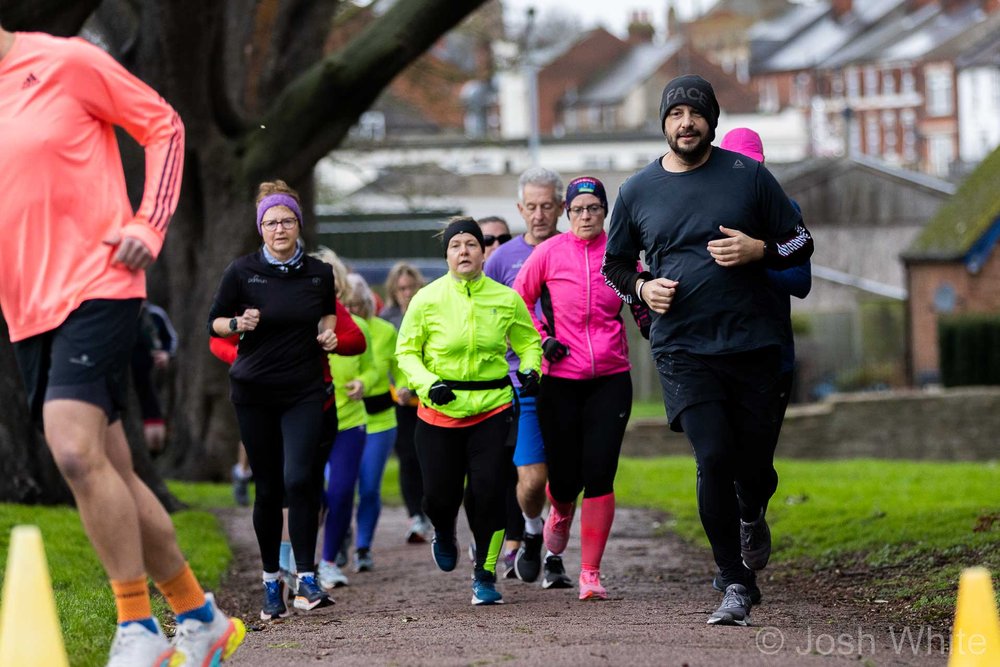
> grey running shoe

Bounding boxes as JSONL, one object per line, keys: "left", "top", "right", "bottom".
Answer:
{"left": 542, "top": 555, "right": 573, "bottom": 589}
{"left": 354, "top": 548, "right": 374, "bottom": 573}
{"left": 514, "top": 533, "right": 543, "bottom": 582}
{"left": 335, "top": 527, "right": 352, "bottom": 567}
{"left": 708, "top": 583, "right": 752, "bottom": 626}
{"left": 500, "top": 549, "right": 518, "bottom": 579}
{"left": 406, "top": 515, "right": 430, "bottom": 544}
{"left": 231, "top": 464, "right": 251, "bottom": 507}
{"left": 740, "top": 510, "right": 771, "bottom": 571}
{"left": 712, "top": 569, "right": 762, "bottom": 604}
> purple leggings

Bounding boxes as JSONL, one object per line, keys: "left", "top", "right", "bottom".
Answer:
{"left": 322, "top": 425, "right": 366, "bottom": 562}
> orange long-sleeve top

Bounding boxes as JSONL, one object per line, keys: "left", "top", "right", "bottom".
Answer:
{"left": 0, "top": 32, "right": 184, "bottom": 342}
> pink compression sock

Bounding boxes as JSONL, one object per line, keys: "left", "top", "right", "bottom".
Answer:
{"left": 580, "top": 493, "right": 615, "bottom": 572}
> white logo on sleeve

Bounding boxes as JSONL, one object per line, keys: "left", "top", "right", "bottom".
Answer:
{"left": 69, "top": 353, "right": 95, "bottom": 367}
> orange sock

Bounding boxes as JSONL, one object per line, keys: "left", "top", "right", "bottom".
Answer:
{"left": 110, "top": 577, "right": 153, "bottom": 624}
{"left": 154, "top": 563, "right": 206, "bottom": 616}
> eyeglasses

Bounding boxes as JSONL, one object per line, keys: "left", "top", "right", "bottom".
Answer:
{"left": 261, "top": 217, "right": 298, "bottom": 232}
{"left": 568, "top": 205, "right": 604, "bottom": 216}
{"left": 483, "top": 233, "right": 512, "bottom": 246}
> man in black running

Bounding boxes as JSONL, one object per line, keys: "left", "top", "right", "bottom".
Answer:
{"left": 602, "top": 74, "right": 813, "bottom": 627}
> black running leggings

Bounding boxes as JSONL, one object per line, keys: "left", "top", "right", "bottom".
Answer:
{"left": 415, "top": 409, "right": 512, "bottom": 571}
{"left": 678, "top": 398, "right": 778, "bottom": 584}
{"left": 537, "top": 372, "right": 632, "bottom": 503}
{"left": 394, "top": 405, "right": 425, "bottom": 518}
{"left": 235, "top": 399, "right": 324, "bottom": 574}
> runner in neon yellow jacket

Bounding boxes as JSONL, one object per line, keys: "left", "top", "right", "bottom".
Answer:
{"left": 396, "top": 271, "right": 542, "bottom": 418}
{"left": 395, "top": 217, "right": 542, "bottom": 606}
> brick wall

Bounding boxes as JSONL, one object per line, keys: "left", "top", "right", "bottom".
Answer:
{"left": 906, "top": 249, "right": 1000, "bottom": 382}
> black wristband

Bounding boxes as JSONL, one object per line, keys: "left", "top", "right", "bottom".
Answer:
{"left": 229, "top": 317, "right": 239, "bottom": 332}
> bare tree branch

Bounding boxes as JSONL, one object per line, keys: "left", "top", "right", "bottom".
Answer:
{"left": 240, "top": 0, "right": 488, "bottom": 184}
{"left": 0, "top": 0, "right": 101, "bottom": 35}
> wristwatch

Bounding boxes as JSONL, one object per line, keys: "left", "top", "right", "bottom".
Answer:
{"left": 228, "top": 317, "right": 239, "bottom": 333}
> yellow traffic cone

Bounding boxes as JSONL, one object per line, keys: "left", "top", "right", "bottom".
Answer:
{"left": 0, "top": 525, "right": 69, "bottom": 667}
{"left": 949, "top": 566, "right": 1000, "bottom": 666}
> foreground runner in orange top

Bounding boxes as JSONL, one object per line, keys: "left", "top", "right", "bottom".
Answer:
{"left": 0, "top": 27, "right": 244, "bottom": 667}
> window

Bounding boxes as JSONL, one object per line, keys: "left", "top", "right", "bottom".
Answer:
{"left": 901, "top": 67, "right": 916, "bottom": 94}
{"left": 759, "top": 78, "right": 779, "bottom": 113}
{"left": 793, "top": 73, "right": 810, "bottom": 107}
{"left": 832, "top": 73, "right": 844, "bottom": 96}
{"left": 846, "top": 67, "right": 860, "bottom": 98}
{"left": 925, "top": 66, "right": 953, "bottom": 116}
{"left": 882, "top": 110, "right": 897, "bottom": 154}
{"left": 901, "top": 109, "right": 917, "bottom": 163}
{"left": 881, "top": 69, "right": 896, "bottom": 96}
{"left": 865, "top": 113, "right": 880, "bottom": 155}
{"left": 927, "top": 135, "right": 953, "bottom": 176}
{"left": 864, "top": 66, "right": 878, "bottom": 97}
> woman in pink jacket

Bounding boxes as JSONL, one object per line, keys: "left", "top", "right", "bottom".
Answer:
{"left": 513, "top": 176, "right": 649, "bottom": 601}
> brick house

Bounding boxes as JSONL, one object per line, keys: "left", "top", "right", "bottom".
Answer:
{"left": 901, "top": 145, "right": 1000, "bottom": 384}
{"left": 683, "top": 0, "right": 794, "bottom": 82}
{"left": 750, "top": 0, "right": 1000, "bottom": 176}
{"left": 559, "top": 36, "right": 757, "bottom": 135}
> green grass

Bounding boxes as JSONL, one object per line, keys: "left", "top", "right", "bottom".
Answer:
{"left": 1, "top": 457, "right": 997, "bottom": 663}
{"left": 616, "top": 456, "right": 1000, "bottom": 623}
{"left": 629, "top": 399, "right": 668, "bottom": 420}
{"left": 0, "top": 484, "right": 233, "bottom": 667}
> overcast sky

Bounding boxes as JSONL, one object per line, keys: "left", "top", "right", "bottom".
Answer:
{"left": 501, "top": 0, "right": 719, "bottom": 38}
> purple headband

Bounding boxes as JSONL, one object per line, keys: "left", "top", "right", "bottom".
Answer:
{"left": 256, "top": 194, "right": 303, "bottom": 235}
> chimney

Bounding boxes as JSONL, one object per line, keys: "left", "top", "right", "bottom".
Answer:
{"left": 831, "top": 0, "right": 853, "bottom": 20}
{"left": 665, "top": 4, "right": 680, "bottom": 39}
{"left": 627, "top": 10, "right": 655, "bottom": 45}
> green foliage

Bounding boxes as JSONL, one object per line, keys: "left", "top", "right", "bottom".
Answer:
{"left": 858, "top": 298, "right": 905, "bottom": 365}
{"left": 790, "top": 312, "right": 812, "bottom": 335}
{"left": 938, "top": 313, "right": 1000, "bottom": 386}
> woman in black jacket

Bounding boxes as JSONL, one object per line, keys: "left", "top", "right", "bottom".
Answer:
{"left": 208, "top": 180, "right": 342, "bottom": 619}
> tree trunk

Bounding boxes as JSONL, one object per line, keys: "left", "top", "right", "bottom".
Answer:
{"left": 0, "top": 318, "right": 71, "bottom": 504}
{"left": 0, "top": 0, "right": 490, "bottom": 495}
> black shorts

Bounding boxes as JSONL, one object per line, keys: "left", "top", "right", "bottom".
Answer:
{"left": 12, "top": 298, "right": 142, "bottom": 423}
{"left": 655, "top": 347, "right": 781, "bottom": 432}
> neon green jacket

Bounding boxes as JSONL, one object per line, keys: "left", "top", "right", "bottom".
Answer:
{"left": 396, "top": 272, "right": 542, "bottom": 419}
{"left": 363, "top": 315, "right": 398, "bottom": 434}
{"left": 327, "top": 315, "right": 376, "bottom": 432}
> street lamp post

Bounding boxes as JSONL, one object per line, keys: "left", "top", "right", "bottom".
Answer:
{"left": 524, "top": 7, "right": 540, "bottom": 166}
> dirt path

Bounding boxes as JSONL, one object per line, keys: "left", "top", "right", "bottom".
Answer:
{"left": 214, "top": 506, "right": 947, "bottom": 666}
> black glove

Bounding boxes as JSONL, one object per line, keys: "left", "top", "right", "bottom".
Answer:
{"left": 427, "top": 381, "right": 456, "bottom": 406}
{"left": 630, "top": 302, "right": 652, "bottom": 340}
{"left": 542, "top": 337, "right": 570, "bottom": 362}
{"left": 516, "top": 369, "right": 540, "bottom": 398}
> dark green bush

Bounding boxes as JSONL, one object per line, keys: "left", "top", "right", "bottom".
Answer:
{"left": 938, "top": 313, "right": 1000, "bottom": 386}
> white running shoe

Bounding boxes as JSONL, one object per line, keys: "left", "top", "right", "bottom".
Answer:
{"left": 318, "top": 559, "right": 349, "bottom": 589}
{"left": 172, "top": 593, "right": 246, "bottom": 666}
{"left": 106, "top": 619, "right": 173, "bottom": 667}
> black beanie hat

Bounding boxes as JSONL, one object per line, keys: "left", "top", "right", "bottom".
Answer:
{"left": 442, "top": 217, "right": 485, "bottom": 251}
{"left": 659, "top": 74, "right": 720, "bottom": 134}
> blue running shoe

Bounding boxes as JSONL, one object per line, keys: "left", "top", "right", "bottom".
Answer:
{"left": 260, "top": 579, "right": 289, "bottom": 621}
{"left": 432, "top": 534, "right": 458, "bottom": 572}
{"left": 471, "top": 570, "right": 503, "bottom": 605}
{"left": 294, "top": 574, "right": 333, "bottom": 611}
